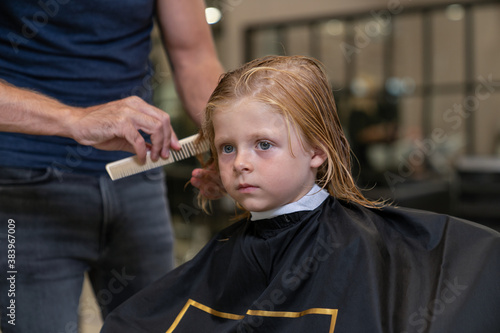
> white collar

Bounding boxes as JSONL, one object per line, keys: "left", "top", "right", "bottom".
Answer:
{"left": 250, "top": 184, "right": 329, "bottom": 221}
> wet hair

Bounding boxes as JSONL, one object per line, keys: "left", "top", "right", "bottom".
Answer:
{"left": 197, "top": 55, "right": 384, "bottom": 214}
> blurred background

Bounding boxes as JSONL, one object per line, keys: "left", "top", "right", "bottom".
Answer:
{"left": 80, "top": 0, "right": 500, "bottom": 331}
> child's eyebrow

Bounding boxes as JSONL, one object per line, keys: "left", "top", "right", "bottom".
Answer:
{"left": 248, "top": 130, "right": 277, "bottom": 140}
{"left": 215, "top": 128, "right": 279, "bottom": 142}
{"left": 237, "top": 132, "right": 280, "bottom": 143}
{"left": 213, "top": 134, "right": 231, "bottom": 145}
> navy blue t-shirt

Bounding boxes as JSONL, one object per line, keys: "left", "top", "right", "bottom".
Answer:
{"left": 0, "top": 0, "right": 157, "bottom": 175}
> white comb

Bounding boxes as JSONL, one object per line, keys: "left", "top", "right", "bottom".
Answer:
{"left": 105, "top": 134, "right": 209, "bottom": 181}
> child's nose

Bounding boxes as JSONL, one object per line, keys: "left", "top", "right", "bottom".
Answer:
{"left": 233, "top": 150, "right": 253, "bottom": 173}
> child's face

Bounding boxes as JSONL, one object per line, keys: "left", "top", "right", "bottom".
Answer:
{"left": 212, "top": 98, "right": 326, "bottom": 212}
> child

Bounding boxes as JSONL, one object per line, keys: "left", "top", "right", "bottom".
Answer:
{"left": 101, "top": 56, "right": 500, "bottom": 333}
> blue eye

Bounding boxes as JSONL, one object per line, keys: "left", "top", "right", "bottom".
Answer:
{"left": 258, "top": 141, "right": 272, "bottom": 150}
{"left": 222, "top": 145, "right": 234, "bottom": 154}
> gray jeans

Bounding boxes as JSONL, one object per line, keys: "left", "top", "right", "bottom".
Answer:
{"left": 0, "top": 167, "right": 174, "bottom": 332}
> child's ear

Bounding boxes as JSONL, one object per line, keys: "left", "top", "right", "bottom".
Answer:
{"left": 310, "top": 146, "right": 327, "bottom": 169}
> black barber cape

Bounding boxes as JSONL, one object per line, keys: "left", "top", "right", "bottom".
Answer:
{"left": 101, "top": 196, "right": 500, "bottom": 333}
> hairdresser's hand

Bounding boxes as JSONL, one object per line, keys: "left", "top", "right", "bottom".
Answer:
{"left": 190, "top": 163, "right": 226, "bottom": 200}
{"left": 71, "top": 96, "right": 180, "bottom": 163}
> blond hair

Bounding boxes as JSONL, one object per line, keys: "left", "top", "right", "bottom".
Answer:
{"left": 198, "top": 55, "right": 383, "bottom": 215}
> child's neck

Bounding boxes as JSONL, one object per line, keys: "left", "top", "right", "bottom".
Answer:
{"left": 250, "top": 184, "right": 329, "bottom": 221}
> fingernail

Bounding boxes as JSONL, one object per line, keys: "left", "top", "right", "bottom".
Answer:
{"left": 162, "top": 147, "right": 170, "bottom": 159}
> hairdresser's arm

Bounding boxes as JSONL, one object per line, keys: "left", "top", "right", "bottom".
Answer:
{"left": 157, "top": 0, "right": 225, "bottom": 198}
{"left": 156, "top": 0, "right": 223, "bottom": 126}
{"left": 0, "top": 80, "right": 179, "bottom": 163}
